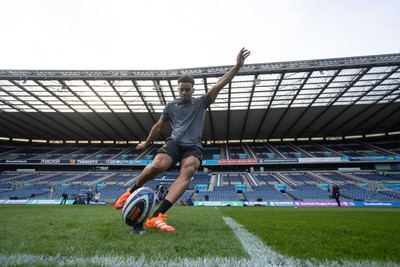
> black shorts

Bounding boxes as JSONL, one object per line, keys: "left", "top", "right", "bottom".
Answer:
{"left": 157, "top": 139, "right": 203, "bottom": 167}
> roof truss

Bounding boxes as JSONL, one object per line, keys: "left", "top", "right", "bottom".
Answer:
{"left": 0, "top": 53, "right": 399, "bottom": 143}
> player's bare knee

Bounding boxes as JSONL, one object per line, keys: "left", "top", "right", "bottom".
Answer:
{"left": 180, "top": 167, "right": 196, "bottom": 179}
{"left": 148, "top": 162, "right": 168, "bottom": 174}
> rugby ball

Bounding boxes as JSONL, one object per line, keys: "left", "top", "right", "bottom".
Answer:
{"left": 122, "top": 187, "right": 156, "bottom": 226}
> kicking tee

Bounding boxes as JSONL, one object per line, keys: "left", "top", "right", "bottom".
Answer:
{"left": 160, "top": 94, "right": 213, "bottom": 147}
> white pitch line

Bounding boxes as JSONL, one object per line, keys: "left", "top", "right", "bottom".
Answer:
{"left": 223, "top": 216, "right": 299, "bottom": 266}
{"left": 0, "top": 217, "right": 397, "bottom": 267}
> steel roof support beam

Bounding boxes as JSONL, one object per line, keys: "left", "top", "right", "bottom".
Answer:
{"left": 203, "top": 77, "right": 216, "bottom": 142}
{"left": 82, "top": 80, "right": 131, "bottom": 141}
{"left": 271, "top": 71, "right": 312, "bottom": 139}
{"left": 240, "top": 74, "right": 258, "bottom": 141}
{"left": 253, "top": 73, "right": 284, "bottom": 141}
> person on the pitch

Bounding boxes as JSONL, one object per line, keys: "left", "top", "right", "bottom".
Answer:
{"left": 60, "top": 192, "right": 68, "bottom": 205}
{"left": 115, "top": 48, "right": 251, "bottom": 235}
{"left": 331, "top": 183, "right": 341, "bottom": 207}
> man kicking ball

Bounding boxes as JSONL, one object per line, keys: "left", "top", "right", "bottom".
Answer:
{"left": 115, "top": 48, "right": 251, "bottom": 234}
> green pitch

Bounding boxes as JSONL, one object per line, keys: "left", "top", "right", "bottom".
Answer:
{"left": 0, "top": 205, "right": 399, "bottom": 266}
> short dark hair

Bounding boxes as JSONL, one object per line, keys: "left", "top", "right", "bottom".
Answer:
{"left": 178, "top": 75, "right": 195, "bottom": 86}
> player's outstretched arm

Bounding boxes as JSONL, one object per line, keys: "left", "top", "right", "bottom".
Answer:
{"left": 136, "top": 119, "right": 168, "bottom": 150}
{"left": 208, "top": 48, "right": 251, "bottom": 102}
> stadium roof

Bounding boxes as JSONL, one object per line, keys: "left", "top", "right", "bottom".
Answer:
{"left": 1, "top": 53, "right": 400, "bottom": 143}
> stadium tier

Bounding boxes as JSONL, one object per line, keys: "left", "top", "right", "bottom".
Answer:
{"left": 1, "top": 53, "right": 400, "bottom": 206}
{"left": 1, "top": 167, "right": 400, "bottom": 204}
{"left": 0, "top": 136, "right": 399, "bottom": 163}
{"left": 1, "top": 136, "right": 400, "bottom": 205}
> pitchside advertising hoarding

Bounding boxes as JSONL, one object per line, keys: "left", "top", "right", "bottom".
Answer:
{"left": 0, "top": 199, "right": 106, "bottom": 205}
{"left": 0, "top": 199, "right": 73, "bottom": 204}
{"left": 194, "top": 201, "right": 244, "bottom": 206}
{"left": 0, "top": 156, "right": 399, "bottom": 165}
{"left": 192, "top": 201, "right": 400, "bottom": 207}
{"left": 0, "top": 199, "right": 399, "bottom": 206}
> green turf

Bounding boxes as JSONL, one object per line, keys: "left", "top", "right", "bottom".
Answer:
{"left": 0, "top": 205, "right": 399, "bottom": 265}
{"left": 220, "top": 206, "right": 400, "bottom": 263}
{"left": 0, "top": 205, "right": 247, "bottom": 260}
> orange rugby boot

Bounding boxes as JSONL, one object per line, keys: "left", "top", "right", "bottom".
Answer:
{"left": 145, "top": 213, "right": 175, "bottom": 231}
{"left": 114, "top": 190, "right": 131, "bottom": 210}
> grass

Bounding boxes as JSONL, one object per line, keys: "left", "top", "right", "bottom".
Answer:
{"left": 220, "top": 206, "right": 400, "bottom": 263}
{"left": 0, "top": 205, "right": 399, "bottom": 266}
{"left": 0, "top": 205, "right": 246, "bottom": 260}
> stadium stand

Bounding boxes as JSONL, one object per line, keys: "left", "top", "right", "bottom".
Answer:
{"left": 1, "top": 165, "right": 399, "bottom": 204}
{"left": 0, "top": 53, "right": 400, "bottom": 206}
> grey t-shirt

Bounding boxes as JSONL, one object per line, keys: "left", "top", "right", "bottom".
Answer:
{"left": 160, "top": 94, "right": 213, "bottom": 147}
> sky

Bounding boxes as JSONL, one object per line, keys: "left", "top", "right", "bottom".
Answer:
{"left": 0, "top": 0, "right": 399, "bottom": 70}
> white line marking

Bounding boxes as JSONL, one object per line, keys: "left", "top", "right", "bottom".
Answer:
{"left": 0, "top": 217, "right": 396, "bottom": 267}
{"left": 223, "top": 216, "right": 298, "bottom": 266}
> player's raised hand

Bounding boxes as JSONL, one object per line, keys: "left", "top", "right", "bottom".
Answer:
{"left": 237, "top": 48, "right": 251, "bottom": 67}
